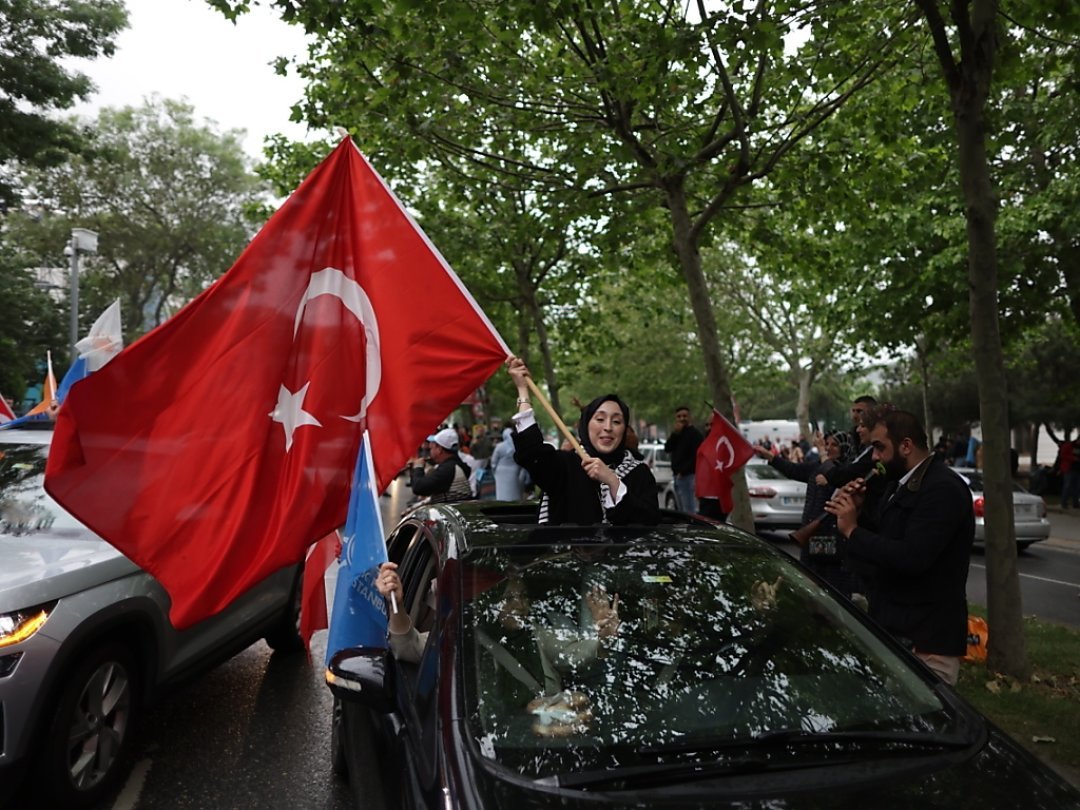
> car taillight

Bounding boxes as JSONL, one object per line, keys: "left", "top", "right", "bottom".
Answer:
{"left": 748, "top": 487, "right": 777, "bottom": 498}
{"left": 973, "top": 497, "right": 985, "bottom": 517}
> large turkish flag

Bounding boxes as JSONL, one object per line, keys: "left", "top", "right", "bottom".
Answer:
{"left": 45, "top": 139, "right": 508, "bottom": 628}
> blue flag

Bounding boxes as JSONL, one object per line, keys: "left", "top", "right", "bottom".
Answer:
{"left": 325, "top": 431, "right": 389, "bottom": 664}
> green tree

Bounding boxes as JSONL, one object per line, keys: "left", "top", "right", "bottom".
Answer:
{"left": 10, "top": 98, "right": 267, "bottom": 337}
{"left": 0, "top": 246, "right": 64, "bottom": 401}
{"left": 0, "top": 0, "right": 127, "bottom": 207}
{"left": 911, "top": 0, "right": 1027, "bottom": 678}
{"left": 215, "top": 0, "right": 915, "bottom": 529}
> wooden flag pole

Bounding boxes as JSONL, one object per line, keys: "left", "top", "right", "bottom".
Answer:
{"left": 524, "top": 376, "right": 588, "bottom": 460}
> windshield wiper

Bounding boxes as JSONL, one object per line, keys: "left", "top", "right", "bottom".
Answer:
{"left": 545, "top": 730, "right": 974, "bottom": 790}
{"left": 535, "top": 754, "right": 772, "bottom": 790}
{"left": 640, "top": 728, "right": 973, "bottom": 755}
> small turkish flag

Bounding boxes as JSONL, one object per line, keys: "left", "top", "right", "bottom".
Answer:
{"left": 695, "top": 408, "right": 755, "bottom": 513}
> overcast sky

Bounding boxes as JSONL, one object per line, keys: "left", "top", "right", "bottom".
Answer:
{"left": 70, "top": 0, "right": 321, "bottom": 158}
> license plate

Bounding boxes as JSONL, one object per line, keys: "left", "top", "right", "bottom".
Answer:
{"left": 1014, "top": 504, "right": 1033, "bottom": 517}
{"left": 781, "top": 497, "right": 804, "bottom": 506}
{"left": 808, "top": 537, "right": 837, "bottom": 555}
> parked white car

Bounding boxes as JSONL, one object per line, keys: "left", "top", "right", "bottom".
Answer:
{"left": 0, "top": 428, "right": 304, "bottom": 808}
{"left": 638, "top": 442, "right": 673, "bottom": 487}
{"left": 951, "top": 467, "right": 1050, "bottom": 551}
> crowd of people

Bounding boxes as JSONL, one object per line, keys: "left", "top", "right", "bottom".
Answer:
{"left": 394, "top": 363, "right": 1080, "bottom": 687}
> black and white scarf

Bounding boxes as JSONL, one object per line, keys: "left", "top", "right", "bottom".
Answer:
{"left": 538, "top": 451, "right": 643, "bottom": 524}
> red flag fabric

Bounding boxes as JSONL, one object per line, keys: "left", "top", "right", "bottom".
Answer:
{"left": 44, "top": 138, "right": 509, "bottom": 628}
{"left": 0, "top": 393, "right": 14, "bottom": 423}
{"left": 300, "top": 531, "right": 339, "bottom": 653}
{"left": 695, "top": 408, "right": 755, "bottom": 513}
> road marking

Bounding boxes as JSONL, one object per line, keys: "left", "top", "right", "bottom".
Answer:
{"left": 111, "top": 758, "right": 151, "bottom": 810}
{"left": 969, "top": 563, "right": 1080, "bottom": 589}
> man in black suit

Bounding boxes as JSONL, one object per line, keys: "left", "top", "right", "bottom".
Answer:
{"left": 826, "top": 409, "right": 974, "bottom": 685}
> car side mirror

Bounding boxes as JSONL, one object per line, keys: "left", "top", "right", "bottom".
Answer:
{"left": 325, "top": 647, "right": 395, "bottom": 713}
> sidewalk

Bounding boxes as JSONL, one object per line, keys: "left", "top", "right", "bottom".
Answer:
{"left": 1044, "top": 504, "right": 1080, "bottom": 552}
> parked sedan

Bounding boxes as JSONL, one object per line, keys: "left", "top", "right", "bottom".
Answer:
{"left": 0, "top": 428, "right": 305, "bottom": 808}
{"left": 326, "top": 501, "right": 1080, "bottom": 809}
{"left": 951, "top": 467, "right": 1051, "bottom": 551}
{"left": 744, "top": 460, "right": 808, "bottom": 530}
{"left": 638, "top": 442, "right": 673, "bottom": 487}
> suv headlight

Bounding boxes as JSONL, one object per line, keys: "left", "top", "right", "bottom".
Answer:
{"left": 0, "top": 602, "right": 56, "bottom": 648}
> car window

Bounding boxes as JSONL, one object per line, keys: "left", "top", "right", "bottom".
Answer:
{"left": 952, "top": 470, "right": 1024, "bottom": 494}
{"left": 744, "top": 464, "right": 786, "bottom": 480}
{"left": 0, "top": 443, "right": 83, "bottom": 535}
{"left": 461, "top": 542, "right": 950, "bottom": 777}
{"left": 398, "top": 528, "right": 439, "bottom": 632}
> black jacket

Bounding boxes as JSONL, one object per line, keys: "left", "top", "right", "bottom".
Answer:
{"left": 513, "top": 423, "right": 660, "bottom": 525}
{"left": 664, "top": 426, "right": 704, "bottom": 476}
{"left": 410, "top": 455, "right": 472, "bottom": 503}
{"left": 845, "top": 456, "right": 974, "bottom": 656}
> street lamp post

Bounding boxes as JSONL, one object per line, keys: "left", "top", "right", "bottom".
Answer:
{"left": 68, "top": 228, "right": 98, "bottom": 361}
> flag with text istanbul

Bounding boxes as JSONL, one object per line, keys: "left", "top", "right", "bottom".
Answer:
{"left": 45, "top": 138, "right": 509, "bottom": 629}
{"left": 696, "top": 409, "right": 755, "bottom": 513}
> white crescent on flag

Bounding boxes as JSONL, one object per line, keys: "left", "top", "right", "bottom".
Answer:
{"left": 292, "top": 266, "right": 382, "bottom": 422}
{"left": 270, "top": 267, "right": 384, "bottom": 452}
{"left": 714, "top": 436, "right": 736, "bottom": 471}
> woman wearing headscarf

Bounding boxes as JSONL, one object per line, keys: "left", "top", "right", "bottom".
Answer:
{"left": 507, "top": 357, "right": 659, "bottom": 525}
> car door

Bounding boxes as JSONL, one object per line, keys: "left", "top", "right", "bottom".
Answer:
{"left": 386, "top": 520, "right": 442, "bottom": 803}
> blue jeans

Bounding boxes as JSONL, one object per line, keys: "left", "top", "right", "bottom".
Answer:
{"left": 1062, "top": 469, "right": 1080, "bottom": 508}
{"left": 674, "top": 474, "right": 697, "bottom": 514}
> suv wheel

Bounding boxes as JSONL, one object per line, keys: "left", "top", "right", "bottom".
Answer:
{"left": 265, "top": 568, "right": 305, "bottom": 653}
{"left": 35, "top": 642, "right": 141, "bottom": 808}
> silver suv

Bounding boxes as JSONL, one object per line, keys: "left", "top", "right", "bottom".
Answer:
{"left": 0, "top": 428, "right": 304, "bottom": 808}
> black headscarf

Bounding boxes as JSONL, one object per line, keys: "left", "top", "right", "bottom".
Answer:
{"left": 829, "top": 429, "right": 855, "bottom": 464}
{"left": 577, "top": 393, "right": 631, "bottom": 466}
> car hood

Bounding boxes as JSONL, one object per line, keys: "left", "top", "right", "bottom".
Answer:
{"left": 469, "top": 725, "right": 1080, "bottom": 809}
{"left": 0, "top": 530, "right": 138, "bottom": 611}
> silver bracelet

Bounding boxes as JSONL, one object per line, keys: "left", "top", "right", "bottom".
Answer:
{"left": 516, "top": 398, "right": 530, "bottom": 405}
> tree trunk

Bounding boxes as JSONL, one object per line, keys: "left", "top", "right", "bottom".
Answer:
{"left": 1030, "top": 423, "right": 1040, "bottom": 470}
{"left": 921, "top": 0, "right": 1030, "bottom": 679}
{"left": 915, "top": 336, "right": 934, "bottom": 445}
{"left": 516, "top": 265, "right": 562, "bottom": 417}
{"left": 664, "top": 179, "right": 752, "bottom": 529}
{"left": 794, "top": 366, "right": 814, "bottom": 444}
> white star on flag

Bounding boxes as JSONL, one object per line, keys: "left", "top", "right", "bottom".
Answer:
{"left": 270, "top": 382, "right": 322, "bottom": 452}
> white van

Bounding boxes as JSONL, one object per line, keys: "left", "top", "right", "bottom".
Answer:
{"left": 739, "top": 419, "right": 803, "bottom": 447}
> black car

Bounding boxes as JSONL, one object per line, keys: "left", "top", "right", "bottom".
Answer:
{"left": 326, "top": 503, "right": 1080, "bottom": 809}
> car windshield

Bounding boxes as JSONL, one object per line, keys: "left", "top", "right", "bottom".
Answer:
{"left": 460, "top": 541, "right": 953, "bottom": 777}
{"left": 0, "top": 441, "right": 82, "bottom": 535}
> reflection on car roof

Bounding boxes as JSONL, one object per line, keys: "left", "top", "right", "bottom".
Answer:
{"left": 412, "top": 501, "right": 760, "bottom": 556}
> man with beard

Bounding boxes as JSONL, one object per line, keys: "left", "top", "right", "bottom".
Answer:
{"left": 825, "top": 409, "right": 974, "bottom": 685}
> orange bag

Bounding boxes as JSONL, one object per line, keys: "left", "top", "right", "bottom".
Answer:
{"left": 964, "top": 616, "right": 989, "bottom": 663}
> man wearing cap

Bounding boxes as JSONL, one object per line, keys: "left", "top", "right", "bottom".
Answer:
{"left": 409, "top": 427, "right": 474, "bottom": 503}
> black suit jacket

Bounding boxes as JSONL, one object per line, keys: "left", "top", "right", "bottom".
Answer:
{"left": 846, "top": 456, "right": 975, "bottom": 656}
